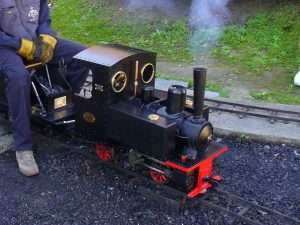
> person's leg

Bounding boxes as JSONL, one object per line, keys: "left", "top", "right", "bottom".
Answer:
{"left": 0, "top": 47, "right": 39, "bottom": 176}
{"left": 0, "top": 48, "right": 32, "bottom": 151}
{"left": 50, "top": 39, "right": 88, "bottom": 92}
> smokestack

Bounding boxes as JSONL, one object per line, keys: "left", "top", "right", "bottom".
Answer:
{"left": 193, "top": 67, "right": 207, "bottom": 118}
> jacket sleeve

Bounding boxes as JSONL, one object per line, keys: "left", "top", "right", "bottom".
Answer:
{"left": 37, "top": 0, "right": 57, "bottom": 36}
{"left": 0, "top": 31, "right": 20, "bottom": 50}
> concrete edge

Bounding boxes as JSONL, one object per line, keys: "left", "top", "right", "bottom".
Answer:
{"left": 214, "top": 127, "right": 300, "bottom": 147}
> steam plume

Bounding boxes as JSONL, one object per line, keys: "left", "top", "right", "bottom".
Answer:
{"left": 189, "top": 0, "right": 230, "bottom": 28}
{"left": 189, "top": 0, "right": 230, "bottom": 54}
{"left": 123, "top": 0, "right": 230, "bottom": 55}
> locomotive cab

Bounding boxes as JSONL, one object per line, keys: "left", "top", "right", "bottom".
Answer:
{"left": 0, "top": 63, "right": 75, "bottom": 126}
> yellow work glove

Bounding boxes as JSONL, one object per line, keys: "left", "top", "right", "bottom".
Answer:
{"left": 17, "top": 38, "right": 37, "bottom": 61}
{"left": 39, "top": 34, "right": 57, "bottom": 64}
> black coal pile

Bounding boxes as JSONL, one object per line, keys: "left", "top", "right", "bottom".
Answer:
{"left": 0, "top": 135, "right": 299, "bottom": 225}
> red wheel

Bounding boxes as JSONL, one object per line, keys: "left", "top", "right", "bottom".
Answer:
{"left": 96, "top": 144, "right": 114, "bottom": 161}
{"left": 150, "top": 170, "right": 169, "bottom": 184}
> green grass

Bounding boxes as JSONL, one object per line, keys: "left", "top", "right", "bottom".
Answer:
{"left": 52, "top": 0, "right": 300, "bottom": 104}
{"left": 51, "top": 0, "right": 192, "bottom": 62}
{"left": 206, "top": 83, "right": 229, "bottom": 97}
{"left": 214, "top": 5, "right": 300, "bottom": 74}
{"left": 213, "top": 4, "right": 300, "bottom": 105}
{"left": 251, "top": 91, "right": 300, "bottom": 105}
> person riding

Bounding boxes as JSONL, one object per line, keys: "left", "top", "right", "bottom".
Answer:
{"left": 0, "top": 0, "right": 87, "bottom": 176}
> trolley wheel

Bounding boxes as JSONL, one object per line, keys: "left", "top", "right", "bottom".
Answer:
{"left": 150, "top": 170, "right": 169, "bottom": 184}
{"left": 96, "top": 144, "right": 114, "bottom": 161}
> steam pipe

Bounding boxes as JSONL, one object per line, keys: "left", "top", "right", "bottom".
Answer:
{"left": 166, "top": 85, "right": 186, "bottom": 114}
{"left": 193, "top": 67, "right": 207, "bottom": 118}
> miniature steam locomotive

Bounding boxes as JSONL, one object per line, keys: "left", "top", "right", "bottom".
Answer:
{"left": 0, "top": 44, "right": 227, "bottom": 198}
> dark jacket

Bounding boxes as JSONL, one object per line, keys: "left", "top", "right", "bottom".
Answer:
{"left": 0, "top": 0, "right": 56, "bottom": 50}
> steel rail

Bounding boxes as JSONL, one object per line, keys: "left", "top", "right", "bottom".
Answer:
{"left": 154, "top": 90, "right": 300, "bottom": 124}
{"left": 206, "top": 98, "right": 300, "bottom": 115}
{"left": 208, "top": 105, "right": 300, "bottom": 123}
{"left": 213, "top": 188, "right": 300, "bottom": 225}
{"left": 198, "top": 199, "right": 262, "bottom": 225}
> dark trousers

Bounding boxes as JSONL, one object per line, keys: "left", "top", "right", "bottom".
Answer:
{"left": 0, "top": 39, "right": 87, "bottom": 151}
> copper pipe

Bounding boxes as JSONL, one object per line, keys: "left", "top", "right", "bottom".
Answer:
{"left": 134, "top": 60, "right": 139, "bottom": 97}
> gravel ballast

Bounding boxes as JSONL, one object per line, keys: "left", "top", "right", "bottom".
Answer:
{"left": 0, "top": 135, "right": 299, "bottom": 225}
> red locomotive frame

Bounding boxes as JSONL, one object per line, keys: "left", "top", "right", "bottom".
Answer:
{"left": 165, "top": 145, "right": 228, "bottom": 198}
{"left": 96, "top": 142, "right": 228, "bottom": 199}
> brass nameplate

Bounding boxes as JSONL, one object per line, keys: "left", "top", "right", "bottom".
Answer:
{"left": 54, "top": 96, "right": 67, "bottom": 109}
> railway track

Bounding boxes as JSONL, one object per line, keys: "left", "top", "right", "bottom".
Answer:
{"left": 46, "top": 135, "right": 300, "bottom": 225}
{"left": 115, "top": 165, "right": 300, "bottom": 225}
{"left": 155, "top": 90, "right": 300, "bottom": 125}
{"left": 138, "top": 184, "right": 300, "bottom": 225}
{"left": 205, "top": 98, "right": 300, "bottom": 124}
{"left": 0, "top": 121, "right": 299, "bottom": 225}
{"left": 196, "top": 187, "right": 300, "bottom": 225}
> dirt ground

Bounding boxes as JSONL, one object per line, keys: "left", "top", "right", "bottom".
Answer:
{"left": 157, "top": 59, "right": 252, "bottom": 100}
{"left": 155, "top": 0, "right": 299, "bottom": 101}
{"left": 116, "top": 0, "right": 300, "bottom": 101}
{"left": 157, "top": 59, "right": 291, "bottom": 101}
